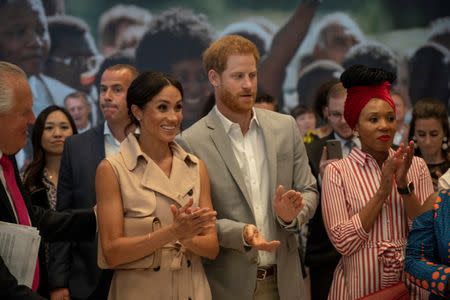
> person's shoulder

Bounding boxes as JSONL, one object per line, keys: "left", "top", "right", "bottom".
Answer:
{"left": 181, "top": 115, "right": 210, "bottom": 139}
{"left": 411, "top": 155, "right": 429, "bottom": 170}
{"left": 419, "top": 190, "right": 450, "bottom": 216}
{"left": 69, "top": 124, "right": 103, "bottom": 143}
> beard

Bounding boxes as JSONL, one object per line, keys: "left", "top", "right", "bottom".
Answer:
{"left": 218, "top": 86, "right": 255, "bottom": 114}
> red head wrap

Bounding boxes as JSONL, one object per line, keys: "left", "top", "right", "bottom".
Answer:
{"left": 343, "top": 81, "right": 396, "bottom": 129}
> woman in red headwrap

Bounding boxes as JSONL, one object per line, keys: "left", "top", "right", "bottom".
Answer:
{"left": 321, "top": 65, "right": 434, "bottom": 299}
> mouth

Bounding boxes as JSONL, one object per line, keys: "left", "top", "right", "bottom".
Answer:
{"left": 161, "top": 125, "right": 178, "bottom": 132}
{"left": 239, "top": 94, "right": 254, "bottom": 100}
{"left": 377, "top": 135, "right": 391, "bottom": 142}
{"left": 102, "top": 105, "right": 118, "bottom": 110}
{"left": 22, "top": 53, "right": 43, "bottom": 62}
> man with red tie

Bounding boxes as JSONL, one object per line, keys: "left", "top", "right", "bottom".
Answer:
{"left": 0, "top": 61, "right": 96, "bottom": 299}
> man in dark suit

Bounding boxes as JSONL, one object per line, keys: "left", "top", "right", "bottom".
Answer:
{"left": 305, "top": 81, "right": 358, "bottom": 300}
{"left": 0, "top": 62, "right": 96, "bottom": 299}
{"left": 48, "top": 64, "right": 138, "bottom": 300}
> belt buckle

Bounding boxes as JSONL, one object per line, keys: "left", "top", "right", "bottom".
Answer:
{"left": 256, "top": 268, "right": 267, "bottom": 280}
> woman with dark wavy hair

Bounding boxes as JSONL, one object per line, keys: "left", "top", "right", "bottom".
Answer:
{"left": 23, "top": 105, "right": 77, "bottom": 209}
{"left": 408, "top": 98, "right": 450, "bottom": 191}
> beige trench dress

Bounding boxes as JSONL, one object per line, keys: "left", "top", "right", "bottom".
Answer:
{"left": 99, "top": 134, "right": 212, "bottom": 300}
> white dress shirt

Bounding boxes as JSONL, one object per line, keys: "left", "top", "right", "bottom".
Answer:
{"left": 215, "top": 106, "right": 276, "bottom": 266}
{"left": 103, "top": 123, "right": 121, "bottom": 158}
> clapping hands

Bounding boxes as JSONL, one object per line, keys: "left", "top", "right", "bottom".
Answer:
{"left": 243, "top": 224, "right": 280, "bottom": 252}
{"left": 170, "top": 198, "right": 217, "bottom": 241}
{"left": 379, "top": 141, "right": 414, "bottom": 197}
{"left": 273, "top": 185, "right": 303, "bottom": 223}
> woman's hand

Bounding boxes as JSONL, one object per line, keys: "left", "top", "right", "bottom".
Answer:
{"left": 170, "top": 198, "right": 217, "bottom": 241}
{"left": 378, "top": 151, "right": 403, "bottom": 199}
{"left": 394, "top": 141, "right": 414, "bottom": 186}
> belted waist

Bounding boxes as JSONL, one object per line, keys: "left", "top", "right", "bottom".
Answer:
{"left": 256, "top": 265, "right": 277, "bottom": 280}
{"left": 155, "top": 243, "right": 194, "bottom": 271}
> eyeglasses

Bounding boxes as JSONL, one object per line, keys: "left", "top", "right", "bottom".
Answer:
{"left": 328, "top": 111, "right": 344, "bottom": 120}
{"left": 49, "top": 55, "right": 103, "bottom": 70}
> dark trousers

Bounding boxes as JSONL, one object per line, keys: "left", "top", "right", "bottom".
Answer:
{"left": 309, "top": 261, "right": 338, "bottom": 300}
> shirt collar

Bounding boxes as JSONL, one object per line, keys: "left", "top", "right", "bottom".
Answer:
{"left": 350, "top": 147, "right": 396, "bottom": 167}
{"left": 214, "top": 105, "right": 260, "bottom": 134}
{"left": 333, "top": 132, "right": 361, "bottom": 149}
{"left": 121, "top": 133, "right": 197, "bottom": 171}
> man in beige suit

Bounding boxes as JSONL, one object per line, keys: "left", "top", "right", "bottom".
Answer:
{"left": 177, "top": 35, "right": 318, "bottom": 299}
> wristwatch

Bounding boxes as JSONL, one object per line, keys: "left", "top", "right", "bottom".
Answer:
{"left": 397, "top": 182, "right": 414, "bottom": 195}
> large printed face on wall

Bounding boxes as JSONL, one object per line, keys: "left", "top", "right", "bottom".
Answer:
{"left": 0, "top": 0, "right": 50, "bottom": 76}
{"left": 46, "top": 31, "right": 100, "bottom": 93}
{"left": 171, "top": 58, "right": 211, "bottom": 123}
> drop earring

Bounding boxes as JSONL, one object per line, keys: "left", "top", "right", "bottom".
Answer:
{"left": 442, "top": 136, "right": 448, "bottom": 150}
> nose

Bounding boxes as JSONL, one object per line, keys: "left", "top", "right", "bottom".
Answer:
{"left": 102, "top": 88, "right": 112, "bottom": 102}
{"left": 53, "top": 126, "right": 63, "bottom": 137}
{"left": 242, "top": 76, "right": 252, "bottom": 89}
{"left": 26, "top": 29, "right": 46, "bottom": 49}
{"left": 378, "top": 118, "right": 391, "bottom": 131}
{"left": 424, "top": 135, "right": 432, "bottom": 145}
{"left": 167, "top": 109, "right": 182, "bottom": 123}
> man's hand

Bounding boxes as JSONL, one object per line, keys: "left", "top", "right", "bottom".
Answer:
{"left": 50, "top": 288, "right": 70, "bottom": 300}
{"left": 243, "top": 224, "right": 280, "bottom": 252}
{"left": 273, "top": 185, "right": 303, "bottom": 223}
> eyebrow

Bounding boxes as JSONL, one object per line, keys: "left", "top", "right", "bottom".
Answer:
{"left": 45, "top": 121, "right": 70, "bottom": 125}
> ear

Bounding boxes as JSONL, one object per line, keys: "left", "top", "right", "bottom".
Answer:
{"left": 208, "top": 69, "right": 220, "bottom": 87}
{"left": 130, "top": 104, "right": 142, "bottom": 121}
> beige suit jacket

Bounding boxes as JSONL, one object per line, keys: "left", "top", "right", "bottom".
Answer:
{"left": 177, "top": 108, "right": 318, "bottom": 300}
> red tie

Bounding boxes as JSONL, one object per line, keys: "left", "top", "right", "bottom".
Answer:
{"left": 0, "top": 155, "right": 40, "bottom": 291}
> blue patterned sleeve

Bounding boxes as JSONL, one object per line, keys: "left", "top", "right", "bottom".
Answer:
{"left": 404, "top": 191, "right": 450, "bottom": 298}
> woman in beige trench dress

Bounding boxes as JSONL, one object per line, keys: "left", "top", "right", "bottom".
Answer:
{"left": 96, "top": 71, "right": 219, "bottom": 300}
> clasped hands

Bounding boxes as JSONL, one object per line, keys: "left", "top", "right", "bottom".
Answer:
{"left": 379, "top": 141, "right": 414, "bottom": 197}
{"left": 170, "top": 198, "right": 217, "bottom": 241}
{"left": 243, "top": 185, "right": 303, "bottom": 252}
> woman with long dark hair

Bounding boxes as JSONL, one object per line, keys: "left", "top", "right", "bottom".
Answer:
{"left": 23, "top": 105, "right": 77, "bottom": 209}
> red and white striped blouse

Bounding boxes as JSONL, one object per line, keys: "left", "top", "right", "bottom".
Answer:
{"left": 322, "top": 147, "right": 434, "bottom": 299}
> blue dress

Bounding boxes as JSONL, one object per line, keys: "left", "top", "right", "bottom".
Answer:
{"left": 405, "top": 190, "right": 450, "bottom": 299}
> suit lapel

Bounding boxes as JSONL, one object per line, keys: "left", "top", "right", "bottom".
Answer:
{"left": 256, "top": 110, "right": 277, "bottom": 202}
{"left": 206, "top": 110, "right": 253, "bottom": 214}
{"left": 92, "top": 124, "right": 106, "bottom": 160}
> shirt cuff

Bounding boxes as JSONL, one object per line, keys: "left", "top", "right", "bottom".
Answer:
{"left": 351, "top": 213, "right": 369, "bottom": 240}
{"left": 277, "top": 216, "right": 299, "bottom": 232}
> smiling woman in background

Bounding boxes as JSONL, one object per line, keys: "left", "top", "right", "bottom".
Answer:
{"left": 23, "top": 105, "right": 77, "bottom": 210}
